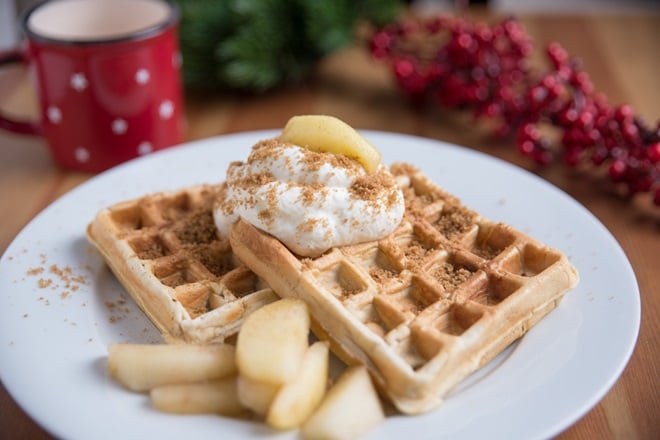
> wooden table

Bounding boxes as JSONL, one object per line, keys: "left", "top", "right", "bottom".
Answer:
{"left": 1, "top": 10, "right": 658, "bottom": 440}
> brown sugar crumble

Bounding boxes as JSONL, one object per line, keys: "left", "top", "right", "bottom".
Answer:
{"left": 370, "top": 267, "right": 398, "bottom": 283}
{"left": 473, "top": 242, "right": 501, "bottom": 260}
{"left": 106, "top": 295, "right": 131, "bottom": 323}
{"left": 341, "top": 285, "right": 364, "bottom": 297}
{"left": 27, "top": 267, "right": 44, "bottom": 276}
{"left": 49, "top": 264, "right": 88, "bottom": 287}
{"left": 402, "top": 187, "right": 440, "bottom": 217}
{"left": 350, "top": 172, "right": 400, "bottom": 211}
{"left": 434, "top": 204, "right": 475, "bottom": 239}
{"left": 297, "top": 217, "right": 331, "bottom": 237}
{"left": 298, "top": 183, "right": 327, "bottom": 206}
{"left": 25, "top": 255, "right": 91, "bottom": 305}
{"left": 133, "top": 238, "right": 167, "bottom": 260}
{"left": 175, "top": 209, "right": 218, "bottom": 245}
{"left": 404, "top": 239, "right": 429, "bottom": 269}
{"left": 192, "top": 246, "right": 232, "bottom": 277}
{"left": 432, "top": 262, "right": 473, "bottom": 291}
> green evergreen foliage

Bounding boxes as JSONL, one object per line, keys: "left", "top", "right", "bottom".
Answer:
{"left": 175, "top": 0, "right": 403, "bottom": 92}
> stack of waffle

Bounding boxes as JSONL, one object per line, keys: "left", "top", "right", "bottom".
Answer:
{"left": 88, "top": 163, "right": 578, "bottom": 414}
{"left": 228, "top": 163, "right": 579, "bottom": 414}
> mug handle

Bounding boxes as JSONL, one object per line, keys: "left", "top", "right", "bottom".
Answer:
{"left": 0, "top": 49, "right": 41, "bottom": 135}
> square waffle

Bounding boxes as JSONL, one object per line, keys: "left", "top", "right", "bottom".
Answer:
{"left": 229, "top": 163, "right": 579, "bottom": 414}
{"left": 87, "top": 184, "right": 277, "bottom": 344}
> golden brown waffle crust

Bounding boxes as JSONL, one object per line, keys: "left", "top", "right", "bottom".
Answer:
{"left": 86, "top": 184, "right": 277, "bottom": 344}
{"left": 229, "top": 164, "right": 579, "bottom": 415}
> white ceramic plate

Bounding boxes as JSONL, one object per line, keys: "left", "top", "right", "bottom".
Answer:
{"left": 0, "top": 131, "right": 640, "bottom": 440}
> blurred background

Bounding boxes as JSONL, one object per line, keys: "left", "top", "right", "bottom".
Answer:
{"left": 3, "top": 0, "right": 660, "bottom": 50}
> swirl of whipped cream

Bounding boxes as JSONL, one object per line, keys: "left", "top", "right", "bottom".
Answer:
{"left": 214, "top": 139, "right": 405, "bottom": 257}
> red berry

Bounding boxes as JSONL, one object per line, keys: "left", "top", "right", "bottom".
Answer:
{"left": 591, "top": 147, "right": 609, "bottom": 165}
{"left": 621, "top": 121, "right": 639, "bottom": 143}
{"left": 615, "top": 105, "right": 634, "bottom": 122}
{"left": 609, "top": 159, "right": 627, "bottom": 181}
{"left": 572, "top": 71, "right": 594, "bottom": 94}
{"left": 563, "top": 147, "right": 582, "bottom": 167}
{"left": 549, "top": 82, "right": 565, "bottom": 99}
{"left": 558, "top": 105, "right": 577, "bottom": 124}
{"left": 557, "top": 65, "right": 572, "bottom": 81}
{"left": 547, "top": 42, "right": 568, "bottom": 68}
{"left": 541, "top": 74, "right": 557, "bottom": 89}
{"left": 394, "top": 58, "right": 414, "bottom": 77}
{"left": 520, "top": 123, "right": 540, "bottom": 141}
{"left": 457, "top": 33, "right": 474, "bottom": 51}
{"left": 577, "top": 111, "right": 594, "bottom": 129}
{"left": 561, "top": 127, "right": 581, "bottom": 146}
{"left": 371, "top": 31, "right": 392, "bottom": 53}
{"left": 475, "top": 24, "right": 492, "bottom": 43}
{"left": 647, "top": 142, "right": 660, "bottom": 163}
{"left": 533, "top": 148, "right": 554, "bottom": 165}
{"left": 481, "top": 102, "right": 500, "bottom": 117}
{"left": 517, "top": 140, "right": 536, "bottom": 156}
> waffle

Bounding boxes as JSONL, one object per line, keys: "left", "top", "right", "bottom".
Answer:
{"left": 87, "top": 184, "right": 277, "bottom": 344}
{"left": 229, "top": 163, "right": 579, "bottom": 414}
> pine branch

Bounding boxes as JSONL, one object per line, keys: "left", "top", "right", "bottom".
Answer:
{"left": 175, "top": 0, "right": 404, "bottom": 92}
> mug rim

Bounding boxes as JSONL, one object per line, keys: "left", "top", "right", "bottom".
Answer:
{"left": 21, "top": 0, "right": 179, "bottom": 46}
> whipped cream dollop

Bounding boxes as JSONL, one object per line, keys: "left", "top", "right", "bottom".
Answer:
{"left": 214, "top": 139, "right": 405, "bottom": 257}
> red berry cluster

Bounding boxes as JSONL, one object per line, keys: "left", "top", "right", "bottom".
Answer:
{"left": 370, "top": 16, "right": 660, "bottom": 206}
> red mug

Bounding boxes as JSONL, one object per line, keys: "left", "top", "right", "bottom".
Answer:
{"left": 0, "top": 0, "right": 185, "bottom": 173}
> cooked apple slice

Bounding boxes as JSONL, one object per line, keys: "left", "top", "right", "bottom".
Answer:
{"left": 108, "top": 343, "right": 236, "bottom": 391}
{"left": 150, "top": 377, "right": 245, "bottom": 416}
{"left": 235, "top": 298, "right": 310, "bottom": 385}
{"left": 237, "top": 374, "right": 280, "bottom": 416}
{"left": 266, "top": 341, "right": 329, "bottom": 430}
{"left": 280, "top": 115, "right": 381, "bottom": 173}
{"left": 300, "top": 365, "right": 385, "bottom": 440}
